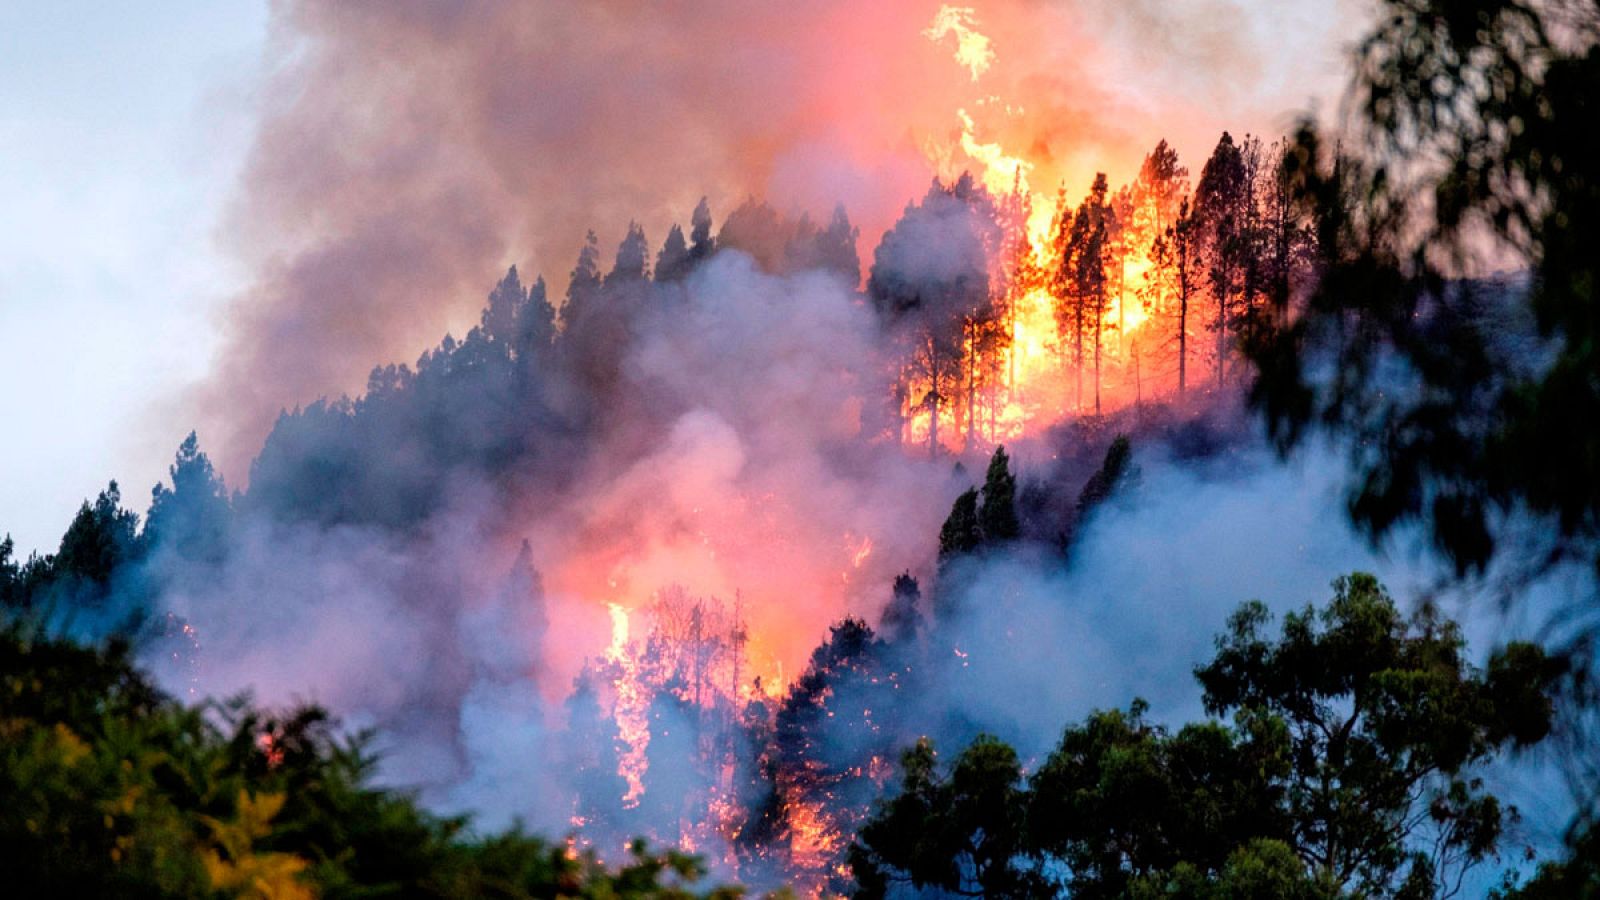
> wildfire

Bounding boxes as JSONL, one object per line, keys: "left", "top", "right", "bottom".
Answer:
{"left": 922, "top": 6, "right": 994, "bottom": 81}
{"left": 255, "top": 731, "right": 285, "bottom": 769}
{"left": 607, "top": 601, "right": 630, "bottom": 659}
{"left": 842, "top": 533, "right": 875, "bottom": 584}
{"left": 900, "top": 3, "right": 1183, "bottom": 454}
{"left": 541, "top": 8, "right": 1254, "bottom": 892}
{"left": 606, "top": 602, "right": 651, "bottom": 808}
{"left": 958, "top": 107, "right": 1031, "bottom": 200}
{"left": 786, "top": 788, "right": 845, "bottom": 889}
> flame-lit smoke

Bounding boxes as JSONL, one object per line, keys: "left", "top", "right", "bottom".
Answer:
{"left": 190, "top": 0, "right": 1359, "bottom": 475}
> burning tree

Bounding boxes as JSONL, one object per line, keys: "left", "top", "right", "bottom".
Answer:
{"left": 1194, "top": 132, "right": 1254, "bottom": 387}
{"left": 754, "top": 617, "right": 908, "bottom": 895}
{"left": 870, "top": 174, "right": 1006, "bottom": 457}
{"left": 1052, "top": 173, "right": 1114, "bottom": 415}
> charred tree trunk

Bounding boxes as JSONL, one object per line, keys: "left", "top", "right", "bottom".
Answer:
{"left": 965, "top": 318, "right": 978, "bottom": 448}
{"left": 1074, "top": 291, "right": 1085, "bottom": 413}
{"left": 927, "top": 333, "right": 940, "bottom": 459}
{"left": 1093, "top": 289, "right": 1103, "bottom": 416}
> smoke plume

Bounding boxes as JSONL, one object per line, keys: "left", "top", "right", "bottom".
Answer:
{"left": 195, "top": 0, "right": 1363, "bottom": 472}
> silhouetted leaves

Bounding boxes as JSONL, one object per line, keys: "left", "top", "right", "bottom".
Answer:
{"left": 854, "top": 574, "right": 1557, "bottom": 897}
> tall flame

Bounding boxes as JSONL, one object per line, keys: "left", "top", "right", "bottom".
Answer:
{"left": 606, "top": 602, "right": 650, "bottom": 808}
{"left": 922, "top": 6, "right": 995, "bottom": 82}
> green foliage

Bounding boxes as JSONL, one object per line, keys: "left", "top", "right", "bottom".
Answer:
{"left": 1196, "top": 573, "right": 1559, "bottom": 895}
{"left": 851, "top": 574, "right": 1558, "bottom": 897}
{"left": 145, "top": 431, "right": 232, "bottom": 565}
{"left": 55, "top": 482, "right": 143, "bottom": 584}
{"left": 851, "top": 736, "right": 1047, "bottom": 899}
{"left": 1243, "top": 0, "right": 1600, "bottom": 581}
{"left": 1129, "top": 839, "right": 1322, "bottom": 900}
{"left": 979, "top": 446, "right": 1020, "bottom": 544}
{"left": 0, "top": 621, "right": 746, "bottom": 898}
{"left": 937, "top": 446, "right": 1022, "bottom": 574}
{"left": 1026, "top": 702, "right": 1290, "bottom": 898}
{"left": 937, "top": 488, "right": 983, "bottom": 564}
{"left": 1075, "top": 434, "right": 1138, "bottom": 523}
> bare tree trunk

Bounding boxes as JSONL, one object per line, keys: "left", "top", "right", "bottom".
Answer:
{"left": 928, "top": 334, "right": 940, "bottom": 459}
{"left": 1074, "top": 292, "right": 1085, "bottom": 412}
{"left": 1135, "top": 340, "right": 1142, "bottom": 406}
{"left": 965, "top": 319, "right": 977, "bottom": 448}
{"left": 1216, "top": 268, "right": 1228, "bottom": 390}
{"left": 1178, "top": 286, "right": 1189, "bottom": 396}
{"left": 1093, "top": 291, "right": 1103, "bottom": 416}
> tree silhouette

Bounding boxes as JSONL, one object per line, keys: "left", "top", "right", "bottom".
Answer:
{"left": 655, "top": 223, "right": 691, "bottom": 283}
{"left": 144, "top": 432, "right": 231, "bottom": 565}
{"left": 978, "top": 445, "right": 1020, "bottom": 544}
{"left": 607, "top": 221, "right": 650, "bottom": 285}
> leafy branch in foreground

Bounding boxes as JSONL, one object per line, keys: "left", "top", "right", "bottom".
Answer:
{"left": 0, "top": 617, "right": 750, "bottom": 898}
{"left": 850, "top": 573, "right": 1560, "bottom": 898}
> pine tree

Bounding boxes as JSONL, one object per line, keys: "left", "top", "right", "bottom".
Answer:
{"left": 564, "top": 664, "right": 628, "bottom": 839}
{"left": 978, "top": 446, "right": 1020, "bottom": 543}
{"left": 480, "top": 265, "right": 526, "bottom": 347}
{"left": 816, "top": 203, "right": 861, "bottom": 284}
{"left": 938, "top": 488, "right": 983, "bottom": 563}
{"left": 1058, "top": 175, "right": 1111, "bottom": 413}
{"left": 879, "top": 573, "right": 923, "bottom": 643}
{"left": 501, "top": 540, "right": 547, "bottom": 672}
{"left": 718, "top": 198, "right": 789, "bottom": 271}
{"left": 564, "top": 230, "right": 603, "bottom": 328}
{"left": 1168, "top": 196, "right": 1200, "bottom": 395}
{"left": 1076, "top": 435, "right": 1137, "bottom": 522}
{"left": 782, "top": 211, "right": 820, "bottom": 272}
{"left": 1255, "top": 138, "right": 1308, "bottom": 322}
{"left": 56, "top": 482, "right": 141, "bottom": 587}
{"left": 655, "top": 224, "right": 691, "bottom": 283}
{"left": 869, "top": 176, "right": 999, "bottom": 456}
{"left": 514, "top": 275, "right": 555, "bottom": 355}
{"left": 145, "top": 432, "right": 231, "bottom": 564}
{"left": 1195, "top": 133, "right": 1250, "bottom": 386}
{"left": 688, "top": 197, "right": 714, "bottom": 262}
{"left": 608, "top": 222, "right": 650, "bottom": 285}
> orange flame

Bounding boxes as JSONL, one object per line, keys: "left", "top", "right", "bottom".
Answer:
{"left": 606, "top": 602, "right": 650, "bottom": 808}
{"left": 922, "top": 6, "right": 995, "bottom": 81}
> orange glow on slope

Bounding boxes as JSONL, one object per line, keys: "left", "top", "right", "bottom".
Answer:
{"left": 894, "top": 3, "right": 1178, "bottom": 451}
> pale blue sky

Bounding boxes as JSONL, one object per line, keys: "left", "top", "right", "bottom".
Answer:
{"left": 0, "top": 2, "right": 267, "bottom": 555}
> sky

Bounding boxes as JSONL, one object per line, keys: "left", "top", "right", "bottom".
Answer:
{"left": 0, "top": 2, "right": 267, "bottom": 555}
